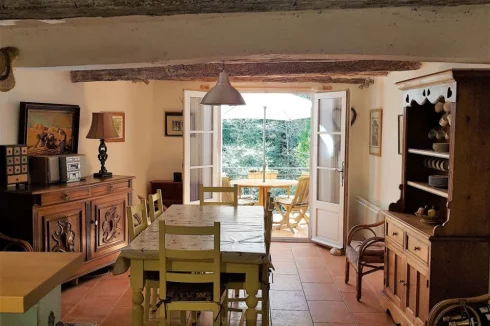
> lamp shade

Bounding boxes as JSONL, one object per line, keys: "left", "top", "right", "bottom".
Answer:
{"left": 86, "top": 112, "right": 119, "bottom": 140}
{"left": 201, "top": 71, "right": 246, "bottom": 106}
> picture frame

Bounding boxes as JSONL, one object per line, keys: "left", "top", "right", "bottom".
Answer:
{"left": 18, "top": 102, "right": 80, "bottom": 156}
{"left": 105, "top": 112, "right": 125, "bottom": 143}
{"left": 369, "top": 109, "right": 383, "bottom": 156}
{"left": 165, "top": 112, "right": 184, "bottom": 137}
{"left": 398, "top": 114, "right": 404, "bottom": 155}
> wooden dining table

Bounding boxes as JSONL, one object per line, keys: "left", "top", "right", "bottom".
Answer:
{"left": 113, "top": 204, "right": 267, "bottom": 326}
{"left": 230, "top": 179, "right": 298, "bottom": 206}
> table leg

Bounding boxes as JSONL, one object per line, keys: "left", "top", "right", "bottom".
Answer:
{"left": 258, "top": 188, "right": 265, "bottom": 206}
{"left": 244, "top": 264, "right": 260, "bottom": 326}
{"left": 131, "top": 259, "right": 144, "bottom": 326}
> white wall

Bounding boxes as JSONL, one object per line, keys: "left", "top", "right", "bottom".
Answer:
{"left": 0, "top": 68, "right": 154, "bottom": 197}
{"left": 363, "top": 62, "right": 490, "bottom": 209}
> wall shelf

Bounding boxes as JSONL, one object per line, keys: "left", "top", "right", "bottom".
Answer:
{"left": 408, "top": 149, "right": 449, "bottom": 159}
{"left": 406, "top": 181, "right": 448, "bottom": 198}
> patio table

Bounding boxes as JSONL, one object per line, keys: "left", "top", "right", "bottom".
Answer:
{"left": 113, "top": 204, "right": 266, "bottom": 326}
{"left": 230, "top": 179, "right": 297, "bottom": 206}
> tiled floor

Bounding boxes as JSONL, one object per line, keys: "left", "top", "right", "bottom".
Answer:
{"left": 271, "top": 213, "right": 309, "bottom": 239}
{"left": 61, "top": 242, "right": 395, "bottom": 326}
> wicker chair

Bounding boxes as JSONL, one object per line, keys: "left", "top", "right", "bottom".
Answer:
{"left": 345, "top": 220, "right": 385, "bottom": 301}
{"left": 0, "top": 232, "right": 33, "bottom": 252}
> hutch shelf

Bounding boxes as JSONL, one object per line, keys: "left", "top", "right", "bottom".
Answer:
{"left": 378, "top": 70, "right": 490, "bottom": 326}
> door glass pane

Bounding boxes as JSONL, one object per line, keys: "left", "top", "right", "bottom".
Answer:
{"left": 318, "top": 134, "right": 341, "bottom": 168}
{"left": 317, "top": 168, "right": 339, "bottom": 203}
{"left": 318, "top": 98, "right": 342, "bottom": 133}
{"left": 190, "top": 133, "right": 213, "bottom": 166}
{"left": 190, "top": 97, "right": 213, "bottom": 131}
{"left": 190, "top": 167, "right": 213, "bottom": 202}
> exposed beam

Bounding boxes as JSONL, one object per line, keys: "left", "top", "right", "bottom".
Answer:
{"left": 2, "top": 0, "right": 490, "bottom": 20}
{"left": 70, "top": 61, "right": 421, "bottom": 83}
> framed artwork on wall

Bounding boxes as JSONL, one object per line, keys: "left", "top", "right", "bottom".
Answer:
{"left": 105, "top": 112, "right": 125, "bottom": 142}
{"left": 165, "top": 112, "right": 183, "bottom": 137}
{"left": 18, "top": 102, "right": 80, "bottom": 156}
{"left": 398, "top": 114, "right": 403, "bottom": 155}
{"left": 369, "top": 108, "right": 383, "bottom": 156}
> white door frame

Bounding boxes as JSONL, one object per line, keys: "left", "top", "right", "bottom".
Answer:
{"left": 309, "top": 90, "right": 350, "bottom": 249}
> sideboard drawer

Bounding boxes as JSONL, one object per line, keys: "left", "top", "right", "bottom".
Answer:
{"left": 406, "top": 232, "right": 429, "bottom": 265}
{"left": 91, "top": 181, "right": 130, "bottom": 197}
{"left": 41, "top": 188, "right": 91, "bottom": 206}
{"left": 386, "top": 219, "right": 404, "bottom": 247}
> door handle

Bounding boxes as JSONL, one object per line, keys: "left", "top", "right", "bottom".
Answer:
{"left": 336, "top": 161, "right": 345, "bottom": 187}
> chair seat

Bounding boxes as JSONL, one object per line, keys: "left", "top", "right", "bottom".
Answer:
{"left": 165, "top": 281, "right": 226, "bottom": 302}
{"left": 239, "top": 194, "right": 254, "bottom": 200}
{"left": 274, "top": 196, "right": 308, "bottom": 207}
{"left": 346, "top": 240, "right": 385, "bottom": 266}
{"left": 238, "top": 198, "right": 257, "bottom": 206}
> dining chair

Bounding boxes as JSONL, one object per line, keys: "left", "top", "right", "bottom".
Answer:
{"left": 148, "top": 189, "right": 167, "bottom": 223}
{"left": 222, "top": 176, "right": 256, "bottom": 206}
{"left": 158, "top": 221, "right": 228, "bottom": 326}
{"left": 274, "top": 175, "right": 310, "bottom": 232}
{"left": 199, "top": 184, "right": 238, "bottom": 207}
{"left": 126, "top": 201, "right": 159, "bottom": 322}
{"left": 225, "top": 192, "right": 274, "bottom": 326}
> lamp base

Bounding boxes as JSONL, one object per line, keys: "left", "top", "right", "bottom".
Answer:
{"left": 93, "top": 171, "right": 113, "bottom": 178}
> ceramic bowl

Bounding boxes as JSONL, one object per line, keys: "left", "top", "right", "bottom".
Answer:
{"left": 428, "top": 175, "right": 449, "bottom": 188}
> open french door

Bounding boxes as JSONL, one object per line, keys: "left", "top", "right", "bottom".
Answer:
{"left": 183, "top": 91, "right": 221, "bottom": 204}
{"left": 309, "top": 91, "right": 349, "bottom": 248}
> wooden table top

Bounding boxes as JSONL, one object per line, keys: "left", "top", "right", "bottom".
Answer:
{"left": 0, "top": 252, "right": 83, "bottom": 313}
{"left": 230, "top": 179, "right": 297, "bottom": 188}
{"left": 119, "top": 205, "right": 266, "bottom": 264}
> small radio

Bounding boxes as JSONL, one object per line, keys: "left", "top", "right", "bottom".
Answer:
{"left": 59, "top": 155, "right": 84, "bottom": 183}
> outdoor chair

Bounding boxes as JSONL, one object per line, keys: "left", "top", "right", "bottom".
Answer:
{"left": 222, "top": 176, "right": 256, "bottom": 206}
{"left": 345, "top": 220, "right": 385, "bottom": 301}
{"left": 274, "top": 175, "right": 310, "bottom": 232}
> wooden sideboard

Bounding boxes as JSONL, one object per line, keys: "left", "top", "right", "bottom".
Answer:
{"left": 149, "top": 180, "right": 183, "bottom": 207}
{"left": 378, "top": 70, "right": 490, "bottom": 326}
{"left": 0, "top": 175, "right": 134, "bottom": 281}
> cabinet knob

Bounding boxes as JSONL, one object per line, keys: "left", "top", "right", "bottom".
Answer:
{"left": 91, "top": 220, "right": 98, "bottom": 226}
{"left": 63, "top": 194, "right": 71, "bottom": 202}
{"left": 413, "top": 246, "right": 421, "bottom": 251}
{"left": 108, "top": 185, "right": 114, "bottom": 192}
{"left": 392, "top": 232, "right": 398, "bottom": 236}
{"left": 399, "top": 280, "right": 407, "bottom": 286}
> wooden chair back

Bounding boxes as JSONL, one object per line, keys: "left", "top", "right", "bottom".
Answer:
{"left": 199, "top": 184, "right": 238, "bottom": 207}
{"left": 291, "top": 176, "right": 310, "bottom": 207}
{"left": 126, "top": 201, "right": 149, "bottom": 241}
{"left": 159, "top": 221, "right": 222, "bottom": 302}
{"left": 148, "top": 189, "right": 165, "bottom": 223}
{"left": 221, "top": 176, "right": 233, "bottom": 202}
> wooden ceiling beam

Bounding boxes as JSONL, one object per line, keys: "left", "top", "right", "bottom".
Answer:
{"left": 70, "top": 60, "right": 421, "bottom": 83}
{"left": 3, "top": 0, "right": 490, "bottom": 20}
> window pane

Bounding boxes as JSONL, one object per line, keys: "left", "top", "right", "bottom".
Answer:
{"left": 190, "top": 97, "right": 213, "bottom": 131}
{"left": 318, "top": 98, "right": 342, "bottom": 133}
{"left": 317, "top": 169, "right": 339, "bottom": 204}
{"left": 190, "top": 167, "right": 213, "bottom": 202}
{"left": 190, "top": 133, "right": 213, "bottom": 166}
{"left": 318, "top": 134, "right": 341, "bottom": 168}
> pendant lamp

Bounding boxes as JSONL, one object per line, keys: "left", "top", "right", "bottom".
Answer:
{"left": 201, "top": 71, "right": 246, "bottom": 106}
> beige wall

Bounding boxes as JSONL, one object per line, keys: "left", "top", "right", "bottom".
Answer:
{"left": 0, "top": 68, "right": 154, "bottom": 197}
{"left": 2, "top": 5, "right": 490, "bottom": 68}
{"left": 363, "top": 62, "right": 490, "bottom": 210}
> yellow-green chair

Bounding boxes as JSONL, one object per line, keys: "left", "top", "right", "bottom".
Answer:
{"left": 274, "top": 175, "right": 310, "bottom": 231}
{"left": 199, "top": 184, "right": 238, "bottom": 207}
{"left": 158, "top": 221, "right": 228, "bottom": 326}
{"left": 126, "top": 201, "right": 159, "bottom": 322}
{"left": 222, "top": 176, "right": 256, "bottom": 206}
{"left": 148, "top": 189, "right": 167, "bottom": 223}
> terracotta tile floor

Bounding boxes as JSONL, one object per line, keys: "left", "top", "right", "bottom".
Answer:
{"left": 61, "top": 243, "right": 396, "bottom": 326}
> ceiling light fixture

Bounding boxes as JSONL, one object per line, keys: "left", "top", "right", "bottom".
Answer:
{"left": 200, "top": 63, "right": 246, "bottom": 106}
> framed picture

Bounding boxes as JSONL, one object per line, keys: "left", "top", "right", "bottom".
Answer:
{"left": 18, "top": 102, "right": 80, "bottom": 156}
{"left": 105, "top": 112, "right": 125, "bottom": 142}
{"left": 165, "top": 112, "right": 184, "bottom": 137}
{"left": 369, "top": 109, "right": 383, "bottom": 156}
{"left": 398, "top": 114, "right": 404, "bottom": 155}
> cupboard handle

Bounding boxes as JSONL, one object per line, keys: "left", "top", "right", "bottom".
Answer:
{"left": 392, "top": 232, "right": 398, "bottom": 236}
{"left": 399, "top": 280, "right": 407, "bottom": 286}
{"left": 413, "top": 246, "right": 421, "bottom": 251}
{"left": 108, "top": 185, "right": 114, "bottom": 192}
{"left": 63, "top": 194, "right": 71, "bottom": 202}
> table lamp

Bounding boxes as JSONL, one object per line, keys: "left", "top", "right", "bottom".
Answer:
{"left": 86, "top": 112, "right": 119, "bottom": 178}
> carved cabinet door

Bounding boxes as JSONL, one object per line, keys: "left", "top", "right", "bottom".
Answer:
{"left": 36, "top": 202, "right": 86, "bottom": 256}
{"left": 88, "top": 193, "right": 128, "bottom": 260}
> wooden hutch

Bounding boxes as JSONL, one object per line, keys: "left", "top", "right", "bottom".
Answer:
{"left": 0, "top": 175, "right": 133, "bottom": 281}
{"left": 379, "top": 70, "right": 490, "bottom": 326}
